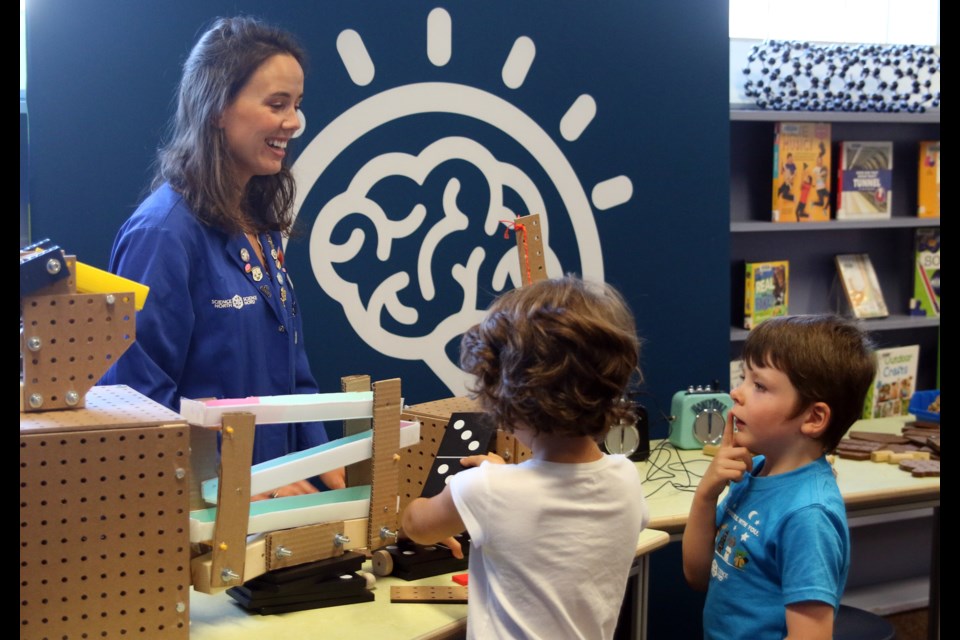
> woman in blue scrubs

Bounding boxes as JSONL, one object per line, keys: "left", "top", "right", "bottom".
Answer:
{"left": 101, "top": 16, "right": 345, "bottom": 496}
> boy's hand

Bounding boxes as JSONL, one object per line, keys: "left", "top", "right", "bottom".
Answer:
{"left": 460, "top": 452, "right": 506, "bottom": 468}
{"left": 697, "top": 412, "right": 753, "bottom": 502}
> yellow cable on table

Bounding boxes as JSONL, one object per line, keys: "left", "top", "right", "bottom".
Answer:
{"left": 75, "top": 261, "right": 149, "bottom": 310}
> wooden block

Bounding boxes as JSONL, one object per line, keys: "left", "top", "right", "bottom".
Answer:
{"left": 898, "top": 459, "right": 940, "bottom": 477}
{"left": 702, "top": 444, "right": 720, "bottom": 457}
{"left": 390, "top": 585, "right": 468, "bottom": 604}
{"left": 848, "top": 431, "right": 910, "bottom": 445}
{"left": 837, "top": 450, "right": 871, "bottom": 461}
{"left": 887, "top": 451, "right": 931, "bottom": 464}
{"left": 835, "top": 439, "right": 884, "bottom": 453}
{"left": 870, "top": 450, "right": 893, "bottom": 463}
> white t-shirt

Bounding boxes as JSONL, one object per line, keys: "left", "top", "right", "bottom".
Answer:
{"left": 449, "top": 454, "right": 649, "bottom": 640}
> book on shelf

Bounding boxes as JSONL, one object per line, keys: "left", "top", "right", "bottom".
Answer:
{"left": 729, "top": 359, "right": 744, "bottom": 394}
{"left": 862, "top": 344, "right": 920, "bottom": 420}
{"left": 911, "top": 227, "right": 940, "bottom": 317}
{"left": 772, "top": 122, "right": 832, "bottom": 222}
{"left": 917, "top": 140, "right": 940, "bottom": 218}
{"left": 835, "top": 141, "right": 893, "bottom": 220}
{"left": 743, "top": 260, "right": 788, "bottom": 329}
{"left": 835, "top": 253, "right": 889, "bottom": 319}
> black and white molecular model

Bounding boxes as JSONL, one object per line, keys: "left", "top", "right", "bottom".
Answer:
{"left": 742, "top": 40, "right": 940, "bottom": 113}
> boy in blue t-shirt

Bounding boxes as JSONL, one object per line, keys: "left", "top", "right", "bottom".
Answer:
{"left": 683, "top": 315, "right": 875, "bottom": 639}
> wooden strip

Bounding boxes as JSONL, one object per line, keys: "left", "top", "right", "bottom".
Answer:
{"left": 209, "top": 412, "right": 255, "bottom": 589}
{"left": 265, "top": 521, "right": 345, "bottom": 570}
{"left": 191, "top": 518, "right": 370, "bottom": 592}
{"left": 343, "top": 375, "right": 373, "bottom": 487}
{"left": 368, "top": 378, "right": 402, "bottom": 550}
{"left": 513, "top": 213, "right": 548, "bottom": 284}
{"left": 391, "top": 585, "right": 468, "bottom": 604}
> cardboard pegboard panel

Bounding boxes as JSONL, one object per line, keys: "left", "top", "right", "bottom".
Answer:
{"left": 21, "top": 291, "right": 136, "bottom": 412}
{"left": 20, "top": 389, "right": 191, "bottom": 639}
{"left": 495, "top": 430, "right": 533, "bottom": 464}
{"left": 367, "top": 379, "right": 402, "bottom": 551}
{"left": 208, "top": 413, "right": 255, "bottom": 589}
{"left": 512, "top": 213, "right": 547, "bottom": 285}
{"left": 390, "top": 585, "right": 469, "bottom": 604}
{"left": 264, "top": 521, "right": 346, "bottom": 571}
{"left": 399, "top": 397, "right": 481, "bottom": 509}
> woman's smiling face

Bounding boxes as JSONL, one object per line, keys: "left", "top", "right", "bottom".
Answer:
{"left": 219, "top": 53, "right": 304, "bottom": 188}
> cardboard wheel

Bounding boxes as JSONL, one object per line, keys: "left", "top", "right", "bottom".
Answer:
{"left": 372, "top": 549, "right": 394, "bottom": 576}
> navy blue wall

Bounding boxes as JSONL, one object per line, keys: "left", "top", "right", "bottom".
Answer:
{"left": 27, "top": 0, "right": 730, "bottom": 429}
{"left": 27, "top": 1, "right": 728, "bottom": 636}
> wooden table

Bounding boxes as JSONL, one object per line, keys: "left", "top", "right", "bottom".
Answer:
{"left": 189, "top": 529, "right": 670, "bottom": 640}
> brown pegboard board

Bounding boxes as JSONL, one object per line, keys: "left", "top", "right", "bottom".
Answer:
{"left": 512, "top": 213, "right": 548, "bottom": 285}
{"left": 399, "top": 397, "right": 482, "bottom": 509}
{"left": 208, "top": 413, "right": 255, "bottom": 589}
{"left": 264, "top": 521, "right": 346, "bottom": 571}
{"left": 20, "top": 387, "right": 191, "bottom": 639}
{"left": 367, "top": 378, "right": 402, "bottom": 550}
{"left": 390, "top": 585, "right": 469, "bottom": 604}
{"left": 21, "top": 291, "right": 136, "bottom": 411}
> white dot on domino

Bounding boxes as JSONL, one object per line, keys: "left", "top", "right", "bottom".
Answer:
{"left": 468, "top": 441, "right": 480, "bottom": 451}
{"left": 438, "top": 463, "right": 450, "bottom": 475}
{"left": 453, "top": 419, "right": 466, "bottom": 430}
{"left": 460, "top": 430, "right": 473, "bottom": 440}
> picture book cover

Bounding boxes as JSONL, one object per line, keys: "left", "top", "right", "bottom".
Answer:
{"left": 862, "top": 344, "right": 920, "bottom": 419}
{"left": 729, "top": 359, "right": 744, "bottom": 394}
{"left": 744, "top": 260, "right": 789, "bottom": 329}
{"left": 911, "top": 227, "right": 940, "bottom": 317}
{"left": 835, "top": 253, "right": 889, "bottom": 319}
{"left": 836, "top": 141, "right": 893, "bottom": 220}
{"left": 917, "top": 140, "right": 940, "bottom": 218}
{"left": 772, "top": 122, "right": 832, "bottom": 222}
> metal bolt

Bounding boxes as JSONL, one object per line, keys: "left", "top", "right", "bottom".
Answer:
{"left": 46, "top": 258, "right": 62, "bottom": 275}
{"left": 176, "top": 602, "right": 186, "bottom": 613}
{"left": 105, "top": 294, "right": 116, "bottom": 305}
{"left": 175, "top": 468, "right": 187, "bottom": 480}
{"left": 65, "top": 391, "right": 80, "bottom": 406}
{"left": 501, "top": 450, "right": 512, "bottom": 461}
{"left": 220, "top": 568, "right": 240, "bottom": 583}
{"left": 334, "top": 533, "right": 351, "bottom": 547}
{"left": 27, "top": 336, "right": 42, "bottom": 352}
{"left": 380, "top": 526, "right": 399, "bottom": 541}
{"left": 275, "top": 546, "right": 293, "bottom": 559}
{"left": 29, "top": 394, "right": 43, "bottom": 409}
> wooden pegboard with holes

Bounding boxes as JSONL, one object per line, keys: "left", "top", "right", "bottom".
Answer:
{"left": 367, "top": 378, "right": 402, "bottom": 551}
{"left": 390, "top": 585, "right": 469, "bottom": 604}
{"left": 21, "top": 288, "right": 136, "bottom": 412}
{"left": 399, "top": 397, "right": 481, "bottom": 509}
{"left": 512, "top": 213, "right": 548, "bottom": 285}
{"left": 264, "top": 521, "right": 347, "bottom": 571}
{"left": 495, "top": 430, "right": 533, "bottom": 464}
{"left": 20, "top": 385, "right": 190, "bottom": 639}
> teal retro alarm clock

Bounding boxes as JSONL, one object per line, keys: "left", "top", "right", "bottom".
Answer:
{"left": 668, "top": 386, "right": 734, "bottom": 450}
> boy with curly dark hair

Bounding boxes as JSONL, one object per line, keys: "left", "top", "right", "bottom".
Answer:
{"left": 402, "top": 275, "right": 649, "bottom": 640}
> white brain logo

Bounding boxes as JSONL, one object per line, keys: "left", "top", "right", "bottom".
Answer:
{"left": 290, "top": 8, "right": 633, "bottom": 395}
